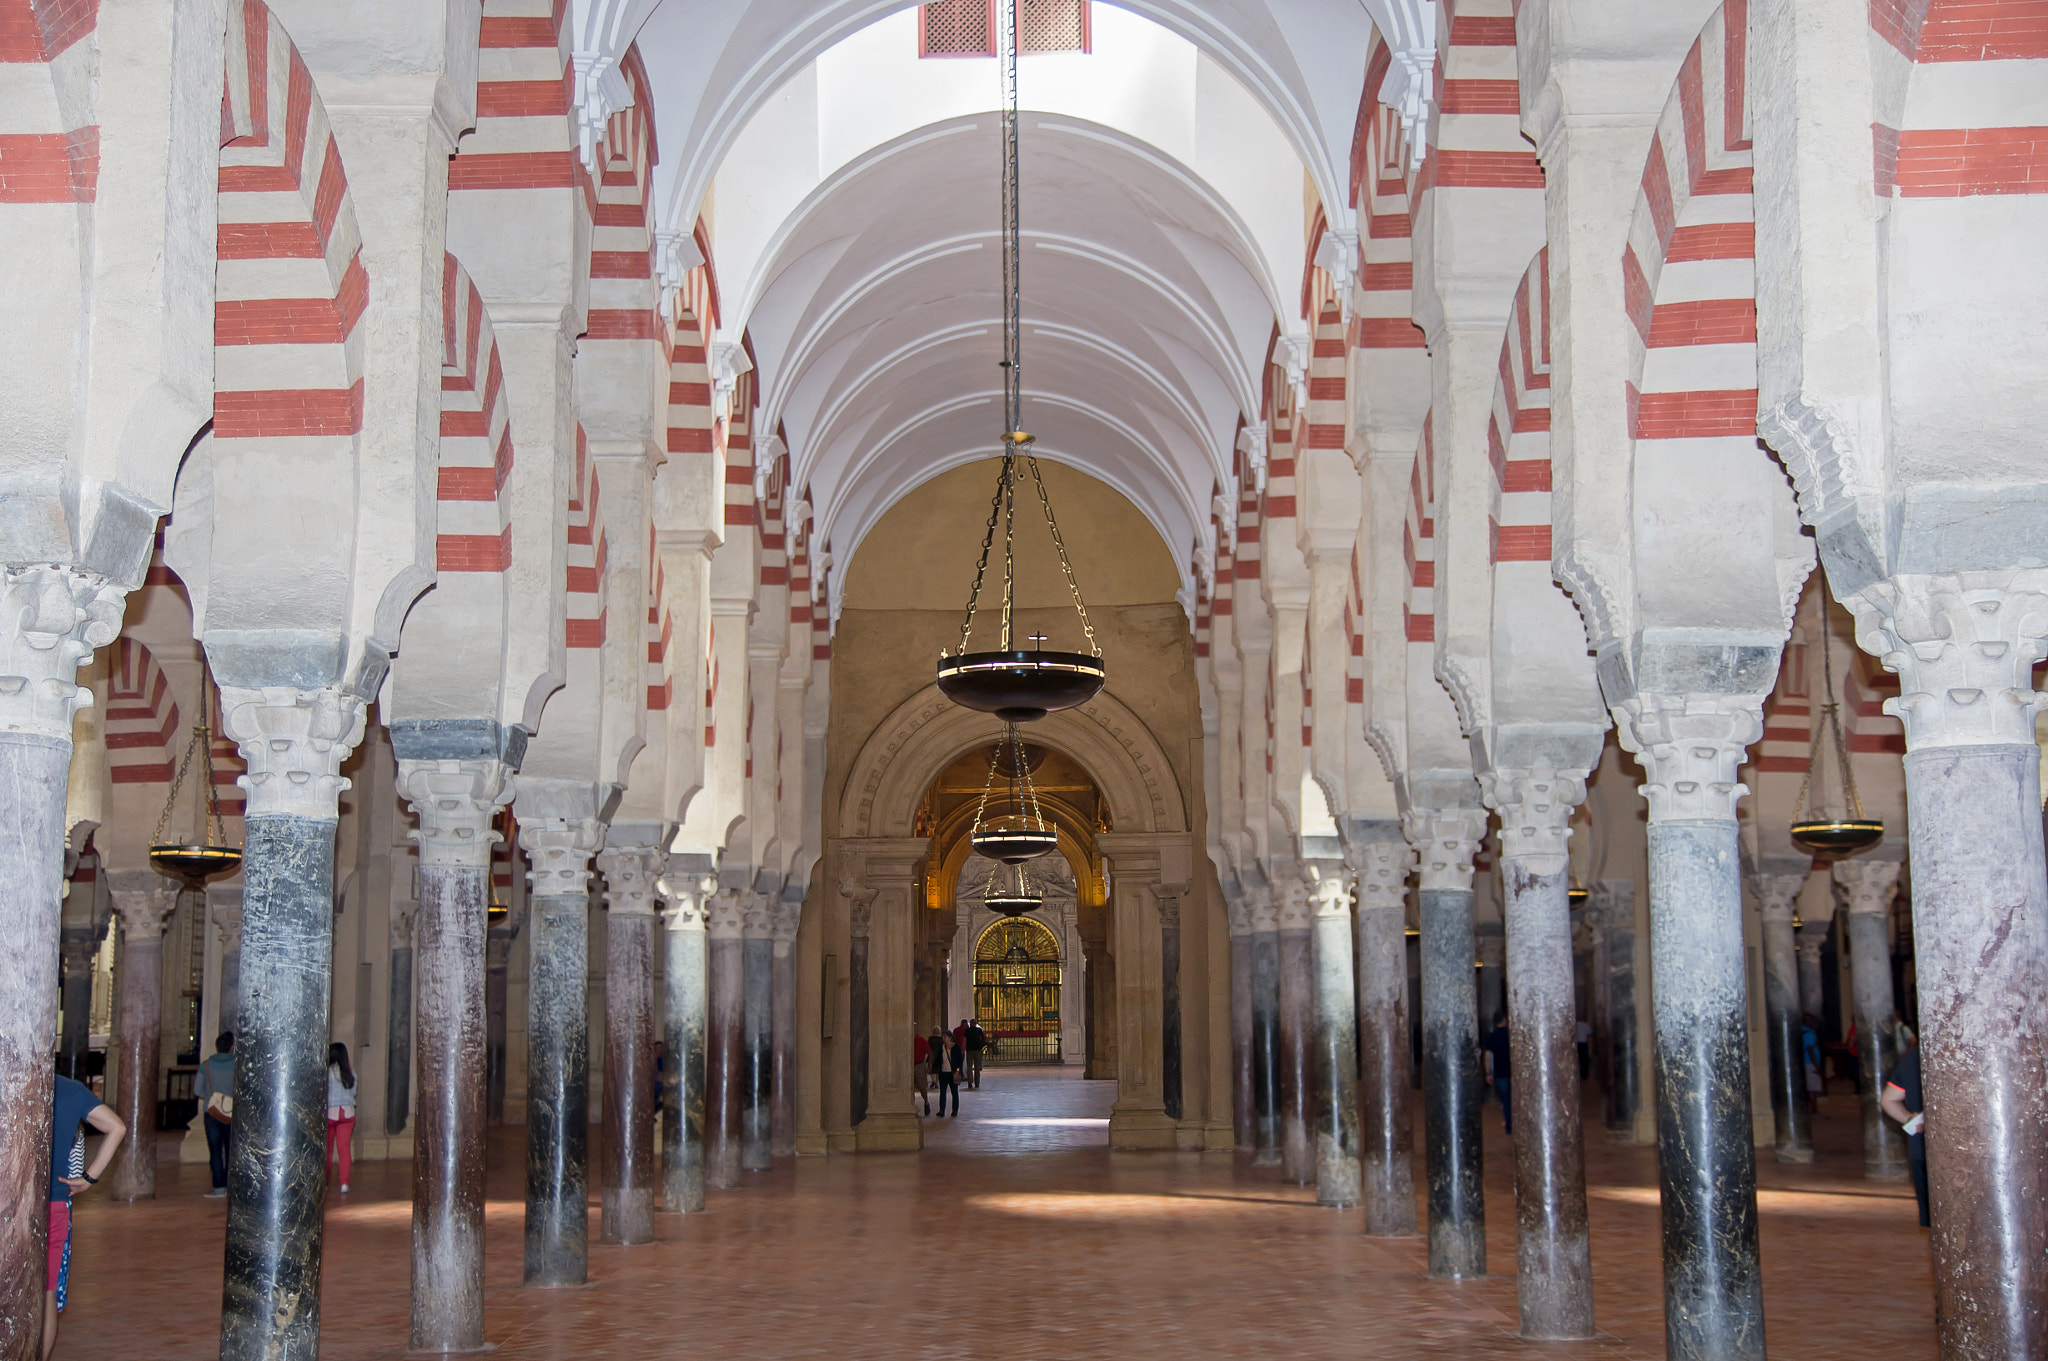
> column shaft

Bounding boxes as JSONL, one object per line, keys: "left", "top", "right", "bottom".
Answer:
{"left": 385, "top": 942, "right": 413, "bottom": 1137}
{"left": 1419, "top": 884, "right": 1485, "bottom": 1277}
{"left": 847, "top": 932, "right": 870, "bottom": 1127}
{"left": 601, "top": 909, "right": 657, "bottom": 1242}
{"left": 59, "top": 930, "right": 95, "bottom": 1080}
{"left": 1602, "top": 890, "right": 1642, "bottom": 1137}
{"left": 1278, "top": 907, "right": 1314, "bottom": 1183}
{"left": 1309, "top": 870, "right": 1361, "bottom": 1208}
{"left": 1161, "top": 910, "right": 1183, "bottom": 1122}
{"left": 1756, "top": 883, "right": 1812, "bottom": 1162}
{"left": 1249, "top": 923, "right": 1281, "bottom": 1165}
{"left": 1354, "top": 893, "right": 1414, "bottom": 1234}
{"left": 771, "top": 928, "right": 797, "bottom": 1157}
{"left": 410, "top": 863, "right": 488, "bottom": 1350}
{"left": 107, "top": 909, "right": 170, "bottom": 1201}
{"left": 741, "top": 926, "right": 773, "bottom": 1171}
{"left": 1835, "top": 858, "right": 1908, "bottom": 1182}
{"left": 707, "top": 923, "right": 743, "bottom": 1188}
{"left": 1228, "top": 919, "right": 1253, "bottom": 1150}
{"left": 524, "top": 889, "right": 590, "bottom": 1285}
{"left": 660, "top": 877, "right": 709, "bottom": 1214}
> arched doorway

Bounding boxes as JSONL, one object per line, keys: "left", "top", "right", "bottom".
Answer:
{"left": 973, "top": 914, "right": 1063, "bottom": 1064}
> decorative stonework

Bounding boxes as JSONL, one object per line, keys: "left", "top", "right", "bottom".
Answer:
{"left": 390, "top": 901, "right": 418, "bottom": 950}
{"left": 1553, "top": 545, "right": 1624, "bottom": 653}
{"left": 657, "top": 867, "right": 716, "bottom": 933}
{"left": 211, "top": 896, "right": 244, "bottom": 955}
{"left": 1796, "top": 925, "right": 1826, "bottom": 967}
{"left": 1246, "top": 885, "right": 1280, "bottom": 933}
{"left": 1275, "top": 878, "right": 1312, "bottom": 931}
{"left": 219, "top": 686, "right": 367, "bottom": 820}
{"left": 1610, "top": 693, "right": 1763, "bottom": 823}
{"left": 1434, "top": 656, "right": 1487, "bottom": 737}
{"left": 1155, "top": 882, "right": 1190, "bottom": 932}
{"left": 1306, "top": 861, "right": 1354, "bottom": 918}
{"left": 520, "top": 818, "right": 604, "bottom": 899}
{"left": 107, "top": 879, "right": 177, "bottom": 940}
{"left": 1833, "top": 857, "right": 1901, "bottom": 919}
{"left": 1346, "top": 838, "right": 1414, "bottom": 910}
{"left": 771, "top": 897, "right": 802, "bottom": 949}
{"left": 597, "top": 844, "right": 664, "bottom": 918}
{"left": 397, "top": 759, "right": 514, "bottom": 869}
{"left": 1402, "top": 807, "right": 1488, "bottom": 893}
{"left": 1223, "top": 893, "right": 1250, "bottom": 937}
{"left": 1752, "top": 873, "right": 1805, "bottom": 925}
{"left": 840, "top": 877, "right": 878, "bottom": 938}
{"left": 0, "top": 566, "right": 126, "bottom": 742}
{"left": 1479, "top": 768, "right": 1587, "bottom": 876}
{"left": 1364, "top": 721, "right": 1402, "bottom": 785}
{"left": 1843, "top": 572, "right": 2048, "bottom": 750}
{"left": 1756, "top": 391, "right": 1853, "bottom": 535}
{"left": 707, "top": 886, "right": 747, "bottom": 941}
{"left": 741, "top": 890, "right": 776, "bottom": 939}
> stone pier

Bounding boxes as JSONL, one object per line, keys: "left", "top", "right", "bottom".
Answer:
{"left": 105, "top": 873, "right": 177, "bottom": 1201}
{"left": 598, "top": 835, "right": 664, "bottom": 1244}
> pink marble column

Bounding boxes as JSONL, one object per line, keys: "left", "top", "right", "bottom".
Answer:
{"left": 106, "top": 873, "right": 178, "bottom": 1201}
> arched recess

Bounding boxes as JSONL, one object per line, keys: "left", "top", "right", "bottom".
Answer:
{"left": 840, "top": 685, "right": 1188, "bottom": 840}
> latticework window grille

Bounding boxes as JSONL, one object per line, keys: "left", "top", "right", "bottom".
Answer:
{"left": 918, "top": 1, "right": 1091, "bottom": 57}
{"left": 1018, "top": 0, "right": 1088, "bottom": 53}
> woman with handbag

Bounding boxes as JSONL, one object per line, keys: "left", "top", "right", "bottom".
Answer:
{"left": 327, "top": 1042, "right": 358, "bottom": 1194}
{"left": 193, "top": 1032, "right": 235, "bottom": 1198}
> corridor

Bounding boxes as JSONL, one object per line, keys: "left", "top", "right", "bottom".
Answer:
{"left": 62, "top": 1073, "right": 1931, "bottom": 1360}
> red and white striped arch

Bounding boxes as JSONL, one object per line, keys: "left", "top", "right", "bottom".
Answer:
{"left": 438, "top": 254, "right": 516, "bottom": 574}
{"left": 1403, "top": 416, "right": 1436, "bottom": 644}
{"left": 1354, "top": 40, "right": 1424, "bottom": 356}
{"left": 105, "top": 639, "right": 180, "bottom": 788}
{"left": 215, "top": 0, "right": 368, "bottom": 473}
{"left": 1487, "top": 251, "right": 1551, "bottom": 568}
{"left": 1872, "top": 0, "right": 2048, "bottom": 197}
{"left": 565, "top": 425, "right": 608, "bottom": 649}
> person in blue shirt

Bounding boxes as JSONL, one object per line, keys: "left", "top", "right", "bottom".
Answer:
{"left": 192, "top": 1032, "right": 235, "bottom": 1197}
{"left": 46, "top": 1071, "right": 126, "bottom": 1360}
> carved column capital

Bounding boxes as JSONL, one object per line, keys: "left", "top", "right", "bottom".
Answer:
{"left": 1154, "top": 882, "right": 1189, "bottom": 931}
{"left": 1305, "top": 861, "right": 1354, "bottom": 918}
{"left": 1345, "top": 838, "right": 1414, "bottom": 911}
{"left": 209, "top": 890, "right": 244, "bottom": 954}
{"left": 1611, "top": 692, "right": 1763, "bottom": 823}
{"left": 1753, "top": 872, "right": 1807, "bottom": 925}
{"left": 707, "top": 886, "right": 747, "bottom": 940}
{"left": 1402, "top": 806, "right": 1488, "bottom": 893}
{"left": 1796, "top": 921, "right": 1828, "bottom": 965}
{"left": 596, "top": 843, "right": 664, "bottom": 918}
{"left": 218, "top": 686, "right": 367, "bottom": 820}
{"left": 771, "top": 897, "right": 802, "bottom": 948}
{"left": 656, "top": 865, "right": 716, "bottom": 933}
{"left": 0, "top": 566, "right": 126, "bottom": 742}
{"left": 518, "top": 818, "right": 604, "bottom": 899}
{"left": 106, "top": 872, "right": 177, "bottom": 940}
{"left": 1479, "top": 767, "right": 1588, "bottom": 876}
{"left": 1223, "top": 893, "right": 1250, "bottom": 937}
{"left": 1246, "top": 885, "right": 1279, "bottom": 932}
{"left": 1843, "top": 571, "right": 2048, "bottom": 750}
{"left": 841, "top": 878, "right": 878, "bottom": 938}
{"left": 1275, "top": 877, "right": 1313, "bottom": 931}
{"left": 396, "top": 759, "right": 513, "bottom": 869}
{"left": 390, "top": 901, "right": 418, "bottom": 950}
{"left": 741, "top": 890, "right": 777, "bottom": 938}
{"left": 1833, "top": 857, "right": 1901, "bottom": 918}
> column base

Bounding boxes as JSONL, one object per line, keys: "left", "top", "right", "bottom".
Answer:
{"left": 795, "top": 1132, "right": 830, "bottom": 1155}
{"left": 1774, "top": 1144, "right": 1815, "bottom": 1165}
{"left": 853, "top": 1112, "right": 924, "bottom": 1152}
{"left": 1108, "top": 1106, "right": 1178, "bottom": 1149}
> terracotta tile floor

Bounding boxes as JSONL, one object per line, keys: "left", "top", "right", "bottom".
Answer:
{"left": 62, "top": 1071, "right": 1933, "bottom": 1359}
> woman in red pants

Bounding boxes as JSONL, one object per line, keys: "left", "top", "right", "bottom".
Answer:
{"left": 327, "top": 1043, "right": 357, "bottom": 1194}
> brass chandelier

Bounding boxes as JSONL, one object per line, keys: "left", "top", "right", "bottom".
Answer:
{"left": 935, "top": 0, "right": 1105, "bottom": 725}
{"left": 970, "top": 725, "right": 1058, "bottom": 863}
{"left": 1788, "top": 619, "right": 1883, "bottom": 856}
{"left": 148, "top": 678, "right": 243, "bottom": 886}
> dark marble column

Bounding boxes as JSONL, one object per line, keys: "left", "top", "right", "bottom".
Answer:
{"left": 1248, "top": 888, "right": 1282, "bottom": 1166}
{"left": 1227, "top": 893, "right": 1253, "bottom": 1150}
{"left": 1484, "top": 770, "right": 1595, "bottom": 1340}
{"left": 1795, "top": 920, "right": 1826, "bottom": 1028}
{"left": 59, "top": 925, "right": 97, "bottom": 1080}
{"left": 384, "top": 905, "right": 415, "bottom": 1136}
{"left": 741, "top": 895, "right": 774, "bottom": 1172}
{"left": 210, "top": 889, "right": 244, "bottom": 1039}
{"left": 1753, "top": 873, "right": 1812, "bottom": 1163}
{"left": 657, "top": 867, "right": 711, "bottom": 1214}
{"left": 1277, "top": 877, "right": 1314, "bottom": 1183}
{"left": 1161, "top": 890, "right": 1184, "bottom": 1122}
{"left": 396, "top": 755, "right": 511, "bottom": 1353}
{"left": 1834, "top": 858, "right": 1907, "bottom": 1181}
{"left": 486, "top": 926, "right": 511, "bottom": 1125}
{"left": 515, "top": 785, "right": 603, "bottom": 1289}
{"left": 1349, "top": 834, "right": 1416, "bottom": 1235}
{"left": 845, "top": 881, "right": 875, "bottom": 1126}
{"left": 1618, "top": 698, "right": 1767, "bottom": 1361}
{"left": 0, "top": 568, "right": 121, "bottom": 1358}
{"left": 597, "top": 839, "right": 662, "bottom": 1245}
{"left": 1306, "top": 863, "right": 1360, "bottom": 1207}
{"left": 771, "top": 901, "right": 798, "bottom": 1157}
{"left": 1592, "top": 880, "right": 1641, "bottom": 1137}
{"left": 105, "top": 875, "right": 177, "bottom": 1201}
{"left": 1406, "top": 805, "right": 1488, "bottom": 1279}
{"left": 706, "top": 887, "right": 745, "bottom": 1188}
{"left": 217, "top": 687, "right": 366, "bottom": 1361}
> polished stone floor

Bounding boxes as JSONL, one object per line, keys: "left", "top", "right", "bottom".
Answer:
{"left": 62, "top": 1070, "right": 1933, "bottom": 1359}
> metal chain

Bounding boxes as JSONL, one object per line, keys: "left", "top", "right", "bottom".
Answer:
{"left": 956, "top": 454, "right": 1009, "bottom": 655}
{"left": 1026, "top": 455, "right": 1100, "bottom": 656}
{"left": 1792, "top": 621, "right": 1866, "bottom": 822}
{"left": 151, "top": 727, "right": 200, "bottom": 844}
{"left": 1001, "top": 455, "right": 1016, "bottom": 650}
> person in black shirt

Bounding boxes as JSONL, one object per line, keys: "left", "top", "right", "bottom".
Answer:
{"left": 1484, "top": 1015, "right": 1513, "bottom": 1135}
{"left": 1880, "top": 1044, "right": 1929, "bottom": 1227}
{"left": 963, "top": 1021, "right": 987, "bottom": 1090}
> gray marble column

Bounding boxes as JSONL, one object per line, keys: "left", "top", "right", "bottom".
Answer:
{"left": 706, "top": 886, "right": 745, "bottom": 1188}
{"left": 105, "top": 874, "right": 177, "bottom": 1201}
{"left": 1277, "top": 877, "right": 1314, "bottom": 1183}
{"left": 845, "top": 881, "right": 875, "bottom": 1128}
{"left": 1225, "top": 891, "right": 1254, "bottom": 1150}
{"left": 515, "top": 782, "right": 603, "bottom": 1288}
{"left": 210, "top": 888, "right": 244, "bottom": 1037}
{"left": 1833, "top": 858, "right": 1907, "bottom": 1181}
{"left": 217, "top": 686, "right": 367, "bottom": 1361}
{"left": 1248, "top": 885, "right": 1281, "bottom": 1166}
{"left": 740, "top": 892, "right": 774, "bottom": 1172}
{"left": 771, "top": 897, "right": 799, "bottom": 1157}
{"left": 1591, "top": 880, "right": 1641, "bottom": 1137}
{"left": 1306, "top": 862, "right": 1361, "bottom": 1208}
{"left": 1484, "top": 769, "right": 1595, "bottom": 1340}
{"left": 396, "top": 753, "right": 512, "bottom": 1353}
{"left": 1348, "top": 833, "right": 1416, "bottom": 1235}
{"left": 597, "top": 836, "right": 663, "bottom": 1245}
{"left": 0, "top": 566, "right": 121, "bottom": 1356}
{"left": 657, "top": 865, "right": 712, "bottom": 1214}
{"left": 1753, "top": 872, "right": 1812, "bottom": 1163}
{"left": 1840, "top": 576, "right": 2048, "bottom": 1357}
{"left": 486, "top": 926, "right": 511, "bottom": 1125}
{"left": 1616, "top": 695, "right": 1767, "bottom": 1361}
{"left": 59, "top": 925, "right": 97, "bottom": 1080}
{"left": 1406, "top": 805, "right": 1489, "bottom": 1279}
{"left": 384, "top": 902, "right": 415, "bottom": 1137}
{"left": 1795, "top": 919, "right": 1827, "bottom": 1028}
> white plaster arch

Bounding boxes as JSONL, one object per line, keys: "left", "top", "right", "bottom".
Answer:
{"left": 839, "top": 685, "right": 1190, "bottom": 839}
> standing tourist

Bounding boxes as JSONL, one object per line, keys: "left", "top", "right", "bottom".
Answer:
{"left": 929, "top": 1030, "right": 960, "bottom": 1118}
{"left": 327, "top": 1042, "right": 357, "bottom": 1195}
{"left": 193, "top": 1032, "right": 235, "bottom": 1198}
{"left": 45, "top": 1072, "right": 127, "bottom": 1359}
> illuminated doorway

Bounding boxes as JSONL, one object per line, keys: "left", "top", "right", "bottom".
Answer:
{"left": 974, "top": 916, "right": 1063, "bottom": 1063}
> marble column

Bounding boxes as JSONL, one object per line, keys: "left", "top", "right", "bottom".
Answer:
{"left": 1833, "top": 857, "right": 1907, "bottom": 1181}
{"left": 396, "top": 755, "right": 512, "bottom": 1352}
{"left": 210, "top": 889, "right": 244, "bottom": 1036}
{"left": 1795, "top": 919, "right": 1827, "bottom": 1027}
{"left": 1407, "top": 806, "right": 1489, "bottom": 1279}
{"left": 0, "top": 566, "right": 121, "bottom": 1356}
{"left": 597, "top": 837, "right": 663, "bottom": 1245}
{"left": 1277, "top": 877, "right": 1314, "bottom": 1182}
{"left": 1615, "top": 695, "right": 1767, "bottom": 1360}
{"left": 1483, "top": 769, "right": 1595, "bottom": 1340}
{"left": 1349, "top": 834, "right": 1417, "bottom": 1235}
{"left": 1753, "top": 873, "right": 1812, "bottom": 1163}
{"left": 105, "top": 873, "right": 177, "bottom": 1201}
{"left": 384, "top": 902, "right": 416, "bottom": 1137}
{"left": 1591, "top": 880, "right": 1642, "bottom": 1137}
{"left": 1841, "top": 577, "right": 2048, "bottom": 1356}
{"left": 706, "top": 887, "right": 745, "bottom": 1187}
{"left": 1225, "top": 892, "right": 1254, "bottom": 1150}
{"left": 1248, "top": 885, "right": 1282, "bottom": 1166}
{"left": 217, "top": 686, "right": 367, "bottom": 1361}
{"left": 741, "top": 893, "right": 774, "bottom": 1172}
{"left": 515, "top": 784, "right": 603, "bottom": 1288}
{"left": 1306, "top": 862, "right": 1361, "bottom": 1208}
{"left": 486, "top": 926, "right": 511, "bottom": 1125}
{"left": 59, "top": 925, "right": 97, "bottom": 1080}
{"left": 844, "top": 880, "right": 875, "bottom": 1128}
{"left": 771, "top": 898, "right": 799, "bottom": 1157}
{"left": 1160, "top": 887, "right": 1184, "bottom": 1122}
{"left": 657, "top": 866, "right": 712, "bottom": 1214}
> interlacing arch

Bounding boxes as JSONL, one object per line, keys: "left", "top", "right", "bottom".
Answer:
{"left": 438, "top": 254, "right": 517, "bottom": 576}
